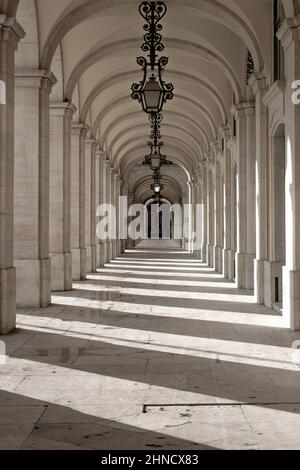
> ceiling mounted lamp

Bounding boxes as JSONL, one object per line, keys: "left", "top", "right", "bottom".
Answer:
{"left": 131, "top": 1, "right": 174, "bottom": 115}
{"left": 143, "top": 142, "right": 172, "bottom": 171}
{"left": 151, "top": 169, "right": 164, "bottom": 199}
{"left": 143, "top": 113, "right": 172, "bottom": 170}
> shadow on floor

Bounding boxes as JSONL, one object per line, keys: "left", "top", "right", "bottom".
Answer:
{"left": 0, "top": 390, "right": 213, "bottom": 450}
{"left": 8, "top": 327, "right": 300, "bottom": 415}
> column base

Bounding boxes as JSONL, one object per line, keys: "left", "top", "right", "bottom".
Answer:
{"left": 86, "top": 246, "right": 92, "bottom": 273}
{"left": 98, "top": 243, "right": 105, "bottom": 268}
{"left": 236, "top": 253, "right": 255, "bottom": 290}
{"left": 80, "top": 248, "right": 87, "bottom": 280}
{"left": 261, "top": 260, "right": 283, "bottom": 308}
{"left": 207, "top": 244, "right": 214, "bottom": 267}
{"left": 213, "top": 246, "right": 223, "bottom": 273}
{"left": 91, "top": 245, "right": 97, "bottom": 273}
{"left": 283, "top": 267, "right": 300, "bottom": 331}
{"left": 72, "top": 248, "right": 81, "bottom": 281}
{"left": 116, "top": 240, "right": 121, "bottom": 257}
{"left": 223, "top": 249, "right": 235, "bottom": 280}
{"left": 102, "top": 242, "right": 108, "bottom": 265}
{"left": 201, "top": 243, "right": 207, "bottom": 263}
{"left": 15, "top": 259, "right": 51, "bottom": 308}
{"left": 107, "top": 241, "right": 113, "bottom": 262}
{"left": 0, "top": 267, "right": 16, "bottom": 335}
{"left": 50, "top": 252, "right": 72, "bottom": 292}
{"left": 96, "top": 244, "right": 101, "bottom": 269}
{"left": 254, "top": 259, "right": 265, "bottom": 304}
{"left": 125, "top": 239, "right": 133, "bottom": 251}
{"left": 111, "top": 241, "right": 116, "bottom": 260}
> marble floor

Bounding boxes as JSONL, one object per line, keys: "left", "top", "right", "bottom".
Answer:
{"left": 1, "top": 241, "right": 300, "bottom": 450}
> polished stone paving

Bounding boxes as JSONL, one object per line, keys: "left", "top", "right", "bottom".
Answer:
{"left": 1, "top": 241, "right": 300, "bottom": 449}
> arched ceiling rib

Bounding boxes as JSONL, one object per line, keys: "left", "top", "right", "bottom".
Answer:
{"left": 80, "top": 69, "right": 228, "bottom": 125}
{"left": 28, "top": 0, "right": 270, "bottom": 177}
{"left": 100, "top": 110, "right": 209, "bottom": 157}
{"left": 39, "top": 0, "right": 264, "bottom": 71}
{"left": 65, "top": 37, "right": 242, "bottom": 100}
{"left": 114, "top": 135, "right": 200, "bottom": 170}
{"left": 133, "top": 174, "right": 182, "bottom": 205}
{"left": 108, "top": 123, "right": 204, "bottom": 163}
{"left": 119, "top": 143, "right": 195, "bottom": 179}
{"left": 91, "top": 94, "right": 217, "bottom": 141}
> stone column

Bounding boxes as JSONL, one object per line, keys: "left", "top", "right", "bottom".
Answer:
{"left": 101, "top": 158, "right": 109, "bottom": 263}
{"left": 207, "top": 153, "right": 215, "bottom": 267}
{"left": 95, "top": 150, "right": 101, "bottom": 268}
{"left": 14, "top": 70, "right": 57, "bottom": 309}
{"left": 49, "top": 102, "right": 76, "bottom": 291}
{"left": 90, "top": 141, "right": 98, "bottom": 273}
{"left": 249, "top": 74, "right": 268, "bottom": 304}
{"left": 186, "top": 181, "right": 194, "bottom": 252}
{"left": 70, "top": 124, "right": 87, "bottom": 280}
{"left": 222, "top": 127, "right": 234, "bottom": 279}
{"left": 119, "top": 178, "right": 127, "bottom": 254}
{"left": 201, "top": 158, "right": 208, "bottom": 263}
{"left": 192, "top": 174, "right": 199, "bottom": 255}
{"left": 0, "top": 18, "right": 24, "bottom": 333}
{"left": 126, "top": 192, "right": 135, "bottom": 250}
{"left": 115, "top": 173, "right": 121, "bottom": 257}
{"left": 193, "top": 168, "right": 202, "bottom": 259}
{"left": 213, "top": 143, "right": 223, "bottom": 273}
{"left": 85, "top": 139, "right": 98, "bottom": 273}
{"left": 98, "top": 152, "right": 107, "bottom": 266}
{"left": 110, "top": 167, "right": 117, "bottom": 259}
{"left": 232, "top": 103, "right": 256, "bottom": 289}
{"left": 105, "top": 160, "right": 112, "bottom": 261}
{"left": 278, "top": 18, "right": 300, "bottom": 330}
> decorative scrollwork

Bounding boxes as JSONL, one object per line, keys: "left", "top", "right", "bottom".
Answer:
{"left": 132, "top": 1, "right": 174, "bottom": 176}
{"left": 139, "top": 1, "right": 167, "bottom": 65}
{"left": 148, "top": 112, "right": 163, "bottom": 147}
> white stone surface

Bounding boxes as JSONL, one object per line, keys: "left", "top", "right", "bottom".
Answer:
{"left": 1, "top": 243, "right": 300, "bottom": 449}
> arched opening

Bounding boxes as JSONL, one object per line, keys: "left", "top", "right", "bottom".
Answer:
{"left": 146, "top": 199, "right": 173, "bottom": 241}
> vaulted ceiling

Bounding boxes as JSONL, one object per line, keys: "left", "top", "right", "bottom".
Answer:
{"left": 14, "top": 0, "right": 300, "bottom": 202}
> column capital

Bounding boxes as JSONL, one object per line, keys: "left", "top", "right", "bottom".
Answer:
{"left": 248, "top": 72, "right": 267, "bottom": 94}
{"left": 15, "top": 69, "right": 57, "bottom": 92}
{"left": 195, "top": 166, "right": 202, "bottom": 180}
{"left": 71, "top": 122, "right": 89, "bottom": 136}
{"left": 201, "top": 156, "right": 208, "bottom": 169}
{"left": 205, "top": 152, "right": 214, "bottom": 167}
{"left": 231, "top": 102, "right": 255, "bottom": 118}
{"left": 96, "top": 149, "right": 106, "bottom": 160}
{"left": 85, "top": 138, "right": 99, "bottom": 150}
{"left": 222, "top": 126, "right": 231, "bottom": 141}
{"left": 104, "top": 158, "right": 111, "bottom": 169}
{"left": 211, "top": 140, "right": 221, "bottom": 156}
{"left": 0, "top": 16, "right": 25, "bottom": 48}
{"left": 50, "top": 101, "right": 77, "bottom": 117}
{"left": 277, "top": 16, "right": 300, "bottom": 51}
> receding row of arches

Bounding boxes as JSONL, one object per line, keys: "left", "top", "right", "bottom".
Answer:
{"left": 1, "top": 0, "right": 300, "bottom": 336}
